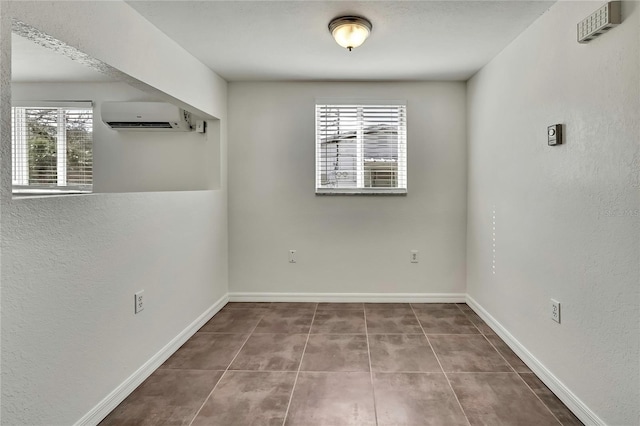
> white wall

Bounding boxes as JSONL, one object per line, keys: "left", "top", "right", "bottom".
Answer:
{"left": 228, "top": 82, "right": 467, "bottom": 296}
{"left": 0, "top": 2, "right": 228, "bottom": 425}
{"left": 466, "top": 2, "right": 639, "bottom": 424}
{"left": 13, "top": 82, "right": 218, "bottom": 193}
{"left": 6, "top": 1, "right": 227, "bottom": 121}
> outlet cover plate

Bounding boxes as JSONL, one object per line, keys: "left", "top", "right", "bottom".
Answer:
{"left": 135, "top": 290, "right": 144, "bottom": 314}
{"left": 551, "top": 299, "right": 561, "bottom": 323}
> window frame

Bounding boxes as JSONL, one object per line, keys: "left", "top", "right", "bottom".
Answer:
{"left": 315, "top": 100, "right": 407, "bottom": 196}
{"left": 11, "top": 101, "right": 94, "bottom": 195}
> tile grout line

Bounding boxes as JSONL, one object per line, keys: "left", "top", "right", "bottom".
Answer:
{"left": 411, "top": 304, "right": 472, "bottom": 426}
{"left": 487, "top": 338, "right": 564, "bottom": 425}
{"left": 280, "top": 303, "right": 318, "bottom": 426}
{"left": 363, "top": 307, "right": 380, "bottom": 426}
{"left": 455, "top": 304, "right": 564, "bottom": 426}
{"left": 186, "top": 307, "right": 266, "bottom": 426}
{"left": 514, "top": 372, "right": 565, "bottom": 426}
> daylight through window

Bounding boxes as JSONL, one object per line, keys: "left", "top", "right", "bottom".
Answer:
{"left": 315, "top": 102, "right": 407, "bottom": 194}
{"left": 12, "top": 102, "right": 93, "bottom": 194}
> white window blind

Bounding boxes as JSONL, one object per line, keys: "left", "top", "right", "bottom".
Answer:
{"left": 316, "top": 102, "right": 407, "bottom": 194}
{"left": 12, "top": 102, "right": 93, "bottom": 193}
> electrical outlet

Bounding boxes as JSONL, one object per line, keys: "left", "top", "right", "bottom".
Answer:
{"left": 288, "top": 250, "right": 297, "bottom": 263}
{"left": 410, "top": 250, "right": 419, "bottom": 263}
{"left": 551, "top": 299, "right": 561, "bottom": 323}
{"left": 135, "top": 290, "right": 144, "bottom": 314}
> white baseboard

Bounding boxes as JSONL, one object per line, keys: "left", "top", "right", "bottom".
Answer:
{"left": 466, "top": 295, "right": 605, "bottom": 426}
{"left": 228, "top": 292, "right": 466, "bottom": 303}
{"left": 74, "top": 293, "right": 229, "bottom": 426}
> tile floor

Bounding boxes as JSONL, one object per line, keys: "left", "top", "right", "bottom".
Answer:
{"left": 101, "top": 302, "right": 583, "bottom": 426}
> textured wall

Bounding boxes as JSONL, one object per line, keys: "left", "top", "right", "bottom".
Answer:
{"left": 1, "top": 191, "right": 228, "bottom": 425}
{"left": 13, "top": 82, "right": 215, "bottom": 193}
{"left": 0, "top": 2, "right": 228, "bottom": 425}
{"left": 466, "top": 2, "right": 639, "bottom": 424}
{"left": 228, "top": 82, "right": 467, "bottom": 295}
{"left": 6, "top": 1, "right": 227, "bottom": 121}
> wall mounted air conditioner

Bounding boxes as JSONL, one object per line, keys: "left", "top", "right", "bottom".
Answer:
{"left": 101, "top": 101, "right": 193, "bottom": 131}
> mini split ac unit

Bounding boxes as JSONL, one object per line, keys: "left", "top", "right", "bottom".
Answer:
{"left": 101, "top": 101, "right": 193, "bottom": 131}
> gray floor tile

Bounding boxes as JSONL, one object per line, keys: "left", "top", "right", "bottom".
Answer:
{"left": 374, "top": 372, "right": 468, "bottom": 425}
{"left": 199, "top": 309, "right": 263, "bottom": 333}
{"left": 223, "top": 302, "right": 272, "bottom": 310}
{"left": 486, "top": 334, "right": 531, "bottom": 373}
{"left": 411, "top": 303, "right": 461, "bottom": 311}
{"left": 270, "top": 302, "right": 317, "bottom": 311}
{"left": 415, "top": 309, "right": 479, "bottom": 334}
{"left": 161, "top": 333, "right": 247, "bottom": 370}
{"left": 105, "top": 302, "right": 579, "bottom": 426}
{"left": 366, "top": 309, "right": 423, "bottom": 334}
{"left": 301, "top": 334, "right": 369, "bottom": 372}
{"left": 429, "top": 335, "right": 511, "bottom": 372}
{"left": 458, "top": 309, "right": 496, "bottom": 335}
{"left": 449, "top": 373, "right": 560, "bottom": 425}
{"left": 285, "top": 372, "right": 376, "bottom": 426}
{"left": 317, "top": 302, "right": 365, "bottom": 311}
{"left": 456, "top": 303, "right": 474, "bottom": 313}
{"left": 519, "top": 373, "right": 583, "bottom": 425}
{"left": 100, "top": 369, "right": 223, "bottom": 426}
{"left": 365, "top": 303, "right": 414, "bottom": 315}
{"left": 369, "top": 334, "right": 441, "bottom": 372}
{"left": 229, "top": 333, "right": 307, "bottom": 371}
{"left": 192, "top": 371, "right": 296, "bottom": 426}
{"left": 254, "top": 309, "right": 314, "bottom": 333}
{"left": 311, "top": 310, "right": 366, "bottom": 333}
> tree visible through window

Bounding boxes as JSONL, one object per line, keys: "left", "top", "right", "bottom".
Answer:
{"left": 12, "top": 103, "right": 93, "bottom": 193}
{"left": 315, "top": 102, "right": 407, "bottom": 194}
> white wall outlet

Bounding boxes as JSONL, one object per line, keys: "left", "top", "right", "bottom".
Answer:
{"left": 135, "top": 290, "right": 144, "bottom": 314}
{"left": 410, "top": 250, "right": 419, "bottom": 263}
{"left": 551, "top": 299, "right": 561, "bottom": 323}
{"left": 288, "top": 250, "right": 297, "bottom": 263}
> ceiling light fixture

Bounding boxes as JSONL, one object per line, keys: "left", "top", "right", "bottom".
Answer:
{"left": 328, "top": 16, "right": 372, "bottom": 51}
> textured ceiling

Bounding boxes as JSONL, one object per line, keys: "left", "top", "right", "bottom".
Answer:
{"left": 12, "top": 34, "right": 114, "bottom": 83}
{"left": 127, "top": 0, "right": 554, "bottom": 81}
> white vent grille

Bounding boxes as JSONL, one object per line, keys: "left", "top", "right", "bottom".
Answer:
{"left": 577, "top": 1, "right": 621, "bottom": 44}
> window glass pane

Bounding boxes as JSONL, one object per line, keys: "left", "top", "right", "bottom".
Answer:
{"left": 65, "top": 109, "right": 93, "bottom": 187}
{"left": 11, "top": 104, "right": 93, "bottom": 193}
{"left": 26, "top": 108, "right": 58, "bottom": 185}
{"left": 316, "top": 103, "right": 406, "bottom": 194}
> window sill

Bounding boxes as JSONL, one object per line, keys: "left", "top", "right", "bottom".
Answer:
{"left": 315, "top": 189, "right": 407, "bottom": 196}
{"left": 12, "top": 188, "right": 92, "bottom": 199}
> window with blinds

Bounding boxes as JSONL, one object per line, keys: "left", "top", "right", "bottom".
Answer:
{"left": 316, "top": 102, "right": 407, "bottom": 194}
{"left": 12, "top": 102, "right": 93, "bottom": 194}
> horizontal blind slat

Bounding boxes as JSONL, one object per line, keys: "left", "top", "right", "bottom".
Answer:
{"left": 12, "top": 105, "right": 93, "bottom": 190}
{"left": 316, "top": 103, "right": 407, "bottom": 192}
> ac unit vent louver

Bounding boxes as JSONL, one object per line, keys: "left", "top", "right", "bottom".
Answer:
{"left": 101, "top": 102, "right": 193, "bottom": 132}
{"left": 106, "top": 122, "right": 174, "bottom": 129}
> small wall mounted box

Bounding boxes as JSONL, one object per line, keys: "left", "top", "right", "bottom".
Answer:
{"left": 548, "top": 124, "right": 562, "bottom": 146}
{"left": 577, "top": 1, "right": 621, "bottom": 44}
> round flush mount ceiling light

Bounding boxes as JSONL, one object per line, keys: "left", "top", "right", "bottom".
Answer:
{"left": 328, "top": 16, "right": 372, "bottom": 51}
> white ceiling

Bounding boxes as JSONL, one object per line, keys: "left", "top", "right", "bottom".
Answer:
{"left": 12, "top": 34, "right": 114, "bottom": 83}
{"left": 127, "top": 0, "right": 554, "bottom": 81}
